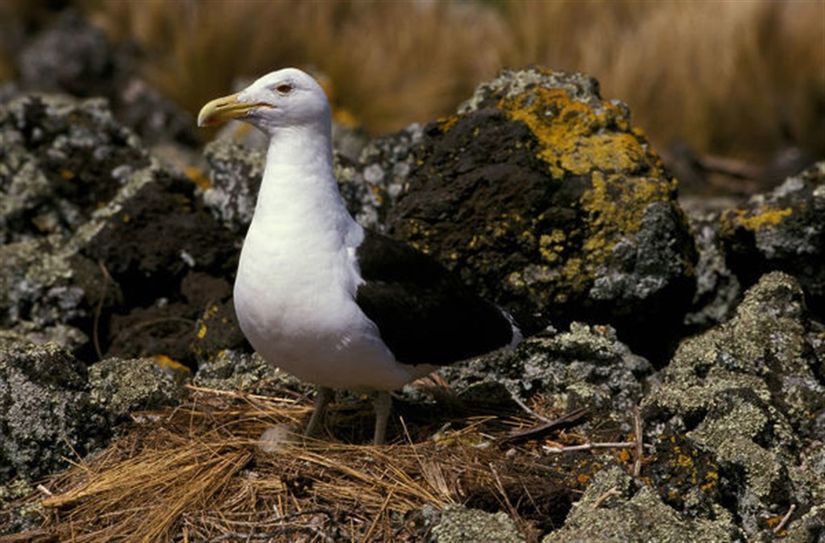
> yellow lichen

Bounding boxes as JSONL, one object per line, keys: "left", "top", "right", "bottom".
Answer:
{"left": 184, "top": 166, "right": 212, "bottom": 190}
{"left": 733, "top": 206, "right": 792, "bottom": 231}
{"left": 499, "top": 87, "right": 663, "bottom": 180}
{"left": 539, "top": 229, "right": 566, "bottom": 263}
{"left": 437, "top": 114, "right": 461, "bottom": 133}
{"left": 197, "top": 323, "right": 208, "bottom": 339}
{"left": 152, "top": 354, "right": 191, "bottom": 377}
{"left": 581, "top": 171, "right": 675, "bottom": 265}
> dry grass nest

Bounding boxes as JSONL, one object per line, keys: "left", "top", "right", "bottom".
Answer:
{"left": 15, "top": 385, "right": 633, "bottom": 542}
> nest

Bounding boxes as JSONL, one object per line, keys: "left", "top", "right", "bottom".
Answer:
{"left": 20, "top": 385, "right": 623, "bottom": 542}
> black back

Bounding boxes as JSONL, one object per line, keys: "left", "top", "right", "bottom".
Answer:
{"left": 355, "top": 230, "right": 515, "bottom": 366}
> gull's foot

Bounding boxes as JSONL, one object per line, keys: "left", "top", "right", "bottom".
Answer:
{"left": 304, "top": 386, "right": 334, "bottom": 439}
{"left": 373, "top": 391, "right": 392, "bottom": 445}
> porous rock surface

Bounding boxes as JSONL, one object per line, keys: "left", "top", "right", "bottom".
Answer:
{"left": 547, "top": 466, "right": 740, "bottom": 542}
{"left": 432, "top": 505, "right": 525, "bottom": 543}
{"left": 442, "top": 322, "right": 652, "bottom": 417}
{"left": 642, "top": 272, "right": 825, "bottom": 540}
{"left": 388, "top": 68, "right": 697, "bottom": 360}
{"left": 0, "top": 343, "right": 109, "bottom": 483}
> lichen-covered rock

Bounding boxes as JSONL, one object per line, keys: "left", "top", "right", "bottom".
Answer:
{"left": 0, "top": 479, "right": 40, "bottom": 535}
{"left": 0, "top": 235, "right": 111, "bottom": 354}
{"left": 642, "top": 272, "right": 825, "bottom": 538}
{"left": 193, "top": 349, "right": 301, "bottom": 394}
{"left": 0, "top": 342, "right": 109, "bottom": 483}
{"left": 547, "top": 466, "right": 741, "bottom": 542}
{"left": 201, "top": 138, "right": 265, "bottom": 232}
{"left": 0, "top": 322, "right": 87, "bottom": 353}
{"left": 88, "top": 357, "right": 189, "bottom": 421}
{"left": 0, "top": 93, "right": 240, "bottom": 364}
{"left": 432, "top": 505, "right": 525, "bottom": 543}
{"left": 441, "top": 323, "right": 652, "bottom": 416}
{"left": 721, "top": 161, "right": 825, "bottom": 319}
{"left": 387, "top": 68, "right": 696, "bottom": 360}
{"left": 335, "top": 123, "right": 424, "bottom": 231}
{"left": 0, "top": 93, "right": 148, "bottom": 242}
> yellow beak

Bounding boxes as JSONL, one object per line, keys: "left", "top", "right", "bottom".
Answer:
{"left": 197, "top": 93, "right": 267, "bottom": 127}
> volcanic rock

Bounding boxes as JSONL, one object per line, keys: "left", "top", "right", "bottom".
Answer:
{"left": 387, "top": 68, "right": 697, "bottom": 361}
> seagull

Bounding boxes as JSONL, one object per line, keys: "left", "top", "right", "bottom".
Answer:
{"left": 198, "top": 68, "right": 521, "bottom": 444}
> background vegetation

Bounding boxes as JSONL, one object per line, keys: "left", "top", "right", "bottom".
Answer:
{"left": 2, "top": 0, "right": 824, "bottom": 165}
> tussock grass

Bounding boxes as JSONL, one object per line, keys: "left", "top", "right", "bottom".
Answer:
{"left": 80, "top": 0, "right": 823, "bottom": 161}
{"left": 37, "top": 386, "right": 582, "bottom": 542}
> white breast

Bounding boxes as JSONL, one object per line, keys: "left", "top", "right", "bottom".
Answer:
{"left": 233, "top": 195, "right": 424, "bottom": 391}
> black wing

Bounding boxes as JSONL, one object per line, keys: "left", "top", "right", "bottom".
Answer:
{"left": 355, "top": 229, "right": 516, "bottom": 366}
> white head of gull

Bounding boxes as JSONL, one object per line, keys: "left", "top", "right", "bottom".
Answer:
{"left": 198, "top": 68, "right": 520, "bottom": 444}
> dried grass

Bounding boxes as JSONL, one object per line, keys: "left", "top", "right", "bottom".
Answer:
{"left": 35, "top": 386, "right": 587, "bottom": 542}
{"left": 78, "top": 0, "right": 824, "bottom": 160}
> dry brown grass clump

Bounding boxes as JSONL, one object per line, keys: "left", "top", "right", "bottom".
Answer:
{"left": 25, "top": 386, "right": 607, "bottom": 542}
{"left": 82, "top": 0, "right": 824, "bottom": 161}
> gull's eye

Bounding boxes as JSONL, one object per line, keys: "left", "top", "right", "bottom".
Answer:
{"left": 275, "top": 83, "right": 293, "bottom": 95}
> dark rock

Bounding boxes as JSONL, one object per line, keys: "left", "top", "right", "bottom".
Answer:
{"left": 79, "top": 168, "right": 239, "bottom": 364}
{"left": 13, "top": 10, "right": 197, "bottom": 147}
{"left": 547, "top": 466, "right": 741, "bottom": 542}
{"left": 720, "top": 161, "right": 825, "bottom": 320}
{"left": 387, "top": 68, "right": 696, "bottom": 362}
{"left": 117, "top": 77, "right": 198, "bottom": 146}
{"left": 0, "top": 94, "right": 239, "bottom": 365}
{"left": 642, "top": 272, "right": 825, "bottom": 539}
{"left": 682, "top": 204, "right": 741, "bottom": 329}
{"left": 0, "top": 342, "right": 109, "bottom": 483}
{"left": 17, "top": 11, "right": 120, "bottom": 99}
{"left": 0, "top": 234, "right": 112, "bottom": 354}
{"left": 441, "top": 323, "right": 652, "bottom": 416}
{"left": 190, "top": 296, "right": 249, "bottom": 364}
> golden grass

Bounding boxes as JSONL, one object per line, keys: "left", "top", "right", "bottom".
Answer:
{"left": 32, "top": 386, "right": 592, "bottom": 542}
{"left": 77, "top": 0, "right": 823, "bottom": 161}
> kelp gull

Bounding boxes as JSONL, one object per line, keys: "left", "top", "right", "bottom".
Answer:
{"left": 198, "top": 68, "right": 520, "bottom": 444}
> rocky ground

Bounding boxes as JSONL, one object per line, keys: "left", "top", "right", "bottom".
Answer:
{"left": 1, "top": 12, "right": 824, "bottom": 543}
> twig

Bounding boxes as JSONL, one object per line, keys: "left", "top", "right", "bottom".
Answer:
{"left": 92, "top": 260, "right": 113, "bottom": 360}
{"left": 773, "top": 503, "right": 796, "bottom": 534}
{"left": 184, "top": 384, "right": 301, "bottom": 404}
{"left": 362, "top": 486, "right": 395, "bottom": 542}
{"left": 591, "top": 487, "right": 621, "bottom": 509}
{"left": 542, "top": 441, "right": 636, "bottom": 454}
{"left": 499, "top": 407, "right": 589, "bottom": 444}
{"left": 508, "top": 391, "right": 552, "bottom": 423}
{"left": 633, "top": 406, "right": 643, "bottom": 477}
{"left": 488, "top": 463, "right": 519, "bottom": 523}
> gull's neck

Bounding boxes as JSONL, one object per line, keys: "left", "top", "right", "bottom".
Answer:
{"left": 248, "top": 121, "right": 360, "bottom": 244}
